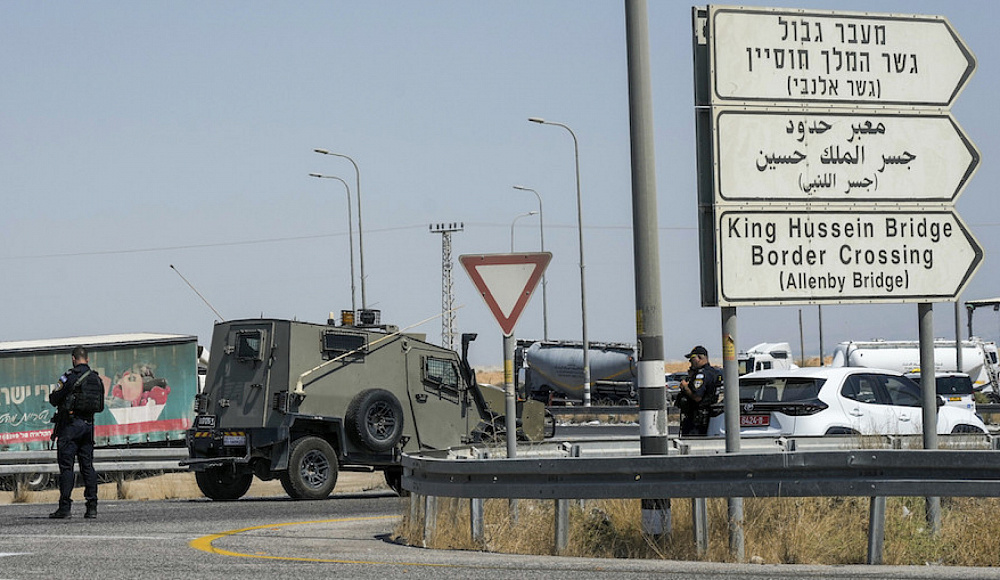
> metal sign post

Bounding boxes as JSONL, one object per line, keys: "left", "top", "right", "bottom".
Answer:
{"left": 694, "top": 4, "right": 982, "bottom": 543}
{"left": 461, "top": 252, "right": 551, "bottom": 458}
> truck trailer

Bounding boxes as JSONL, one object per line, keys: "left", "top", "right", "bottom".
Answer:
{"left": 0, "top": 333, "right": 200, "bottom": 488}
{"left": 516, "top": 339, "right": 638, "bottom": 405}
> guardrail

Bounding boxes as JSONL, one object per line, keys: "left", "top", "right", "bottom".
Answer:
{"left": 402, "top": 434, "right": 1000, "bottom": 564}
{"left": 0, "top": 448, "right": 190, "bottom": 494}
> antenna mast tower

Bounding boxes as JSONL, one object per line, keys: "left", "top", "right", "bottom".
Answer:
{"left": 429, "top": 222, "right": 464, "bottom": 351}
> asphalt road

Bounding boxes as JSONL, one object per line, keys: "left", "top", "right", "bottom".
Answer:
{"left": 3, "top": 490, "right": 1000, "bottom": 580}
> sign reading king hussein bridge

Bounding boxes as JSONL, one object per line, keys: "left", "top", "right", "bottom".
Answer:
{"left": 693, "top": 5, "right": 983, "bottom": 306}
{"left": 717, "top": 209, "right": 982, "bottom": 305}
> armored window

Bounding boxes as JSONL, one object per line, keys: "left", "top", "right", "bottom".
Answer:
{"left": 424, "top": 357, "right": 461, "bottom": 400}
{"left": 322, "top": 331, "right": 366, "bottom": 359}
{"left": 235, "top": 330, "right": 265, "bottom": 362}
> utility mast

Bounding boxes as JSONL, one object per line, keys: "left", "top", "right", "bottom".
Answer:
{"left": 429, "top": 222, "right": 463, "bottom": 351}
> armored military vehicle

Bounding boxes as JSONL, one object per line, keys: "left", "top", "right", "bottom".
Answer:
{"left": 184, "top": 312, "right": 548, "bottom": 500}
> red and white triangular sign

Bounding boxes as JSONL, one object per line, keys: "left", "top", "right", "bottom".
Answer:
{"left": 460, "top": 252, "right": 552, "bottom": 336}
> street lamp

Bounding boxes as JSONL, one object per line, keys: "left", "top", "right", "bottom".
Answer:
{"left": 314, "top": 149, "right": 367, "bottom": 310}
{"left": 513, "top": 185, "right": 548, "bottom": 341}
{"left": 308, "top": 173, "right": 357, "bottom": 315}
{"left": 510, "top": 211, "right": 538, "bottom": 252}
{"left": 529, "top": 117, "right": 591, "bottom": 406}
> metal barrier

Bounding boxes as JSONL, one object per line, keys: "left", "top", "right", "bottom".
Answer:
{"left": 0, "top": 448, "right": 189, "bottom": 476}
{"left": 402, "top": 434, "right": 1000, "bottom": 563}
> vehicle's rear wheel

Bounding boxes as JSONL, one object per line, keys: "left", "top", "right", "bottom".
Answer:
{"left": 195, "top": 467, "right": 253, "bottom": 501}
{"left": 346, "top": 389, "right": 404, "bottom": 453}
{"left": 280, "top": 436, "right": 339, "bottom": 500}
{"left": 16, "top": 472, "right": 53, "bottom": 492}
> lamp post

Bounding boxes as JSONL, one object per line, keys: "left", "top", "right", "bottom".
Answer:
{"left": 308, "top": 173, "right": 357, "bottom": 315}
{"left": 314, "top": 149, "right": 367, "bottom": 310}
{"left": 513, "top": 185, "right": 548, "bottom": 341}
{"left": 528, "top": 117, "right": 591, "bottom": 406}
{"left": 510, "top": 211, "right": 538, "bottom": 252}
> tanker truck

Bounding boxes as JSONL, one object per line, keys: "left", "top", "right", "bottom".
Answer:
{"left": 830, "top": 338, "right": 1000, "bottom": 402}
{"left": 516, "top": 339, "right": 637, "bottom": 405}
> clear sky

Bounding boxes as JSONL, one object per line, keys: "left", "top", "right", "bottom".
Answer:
{"left": 3, "top": 1, "right": 999, "bottom": 368}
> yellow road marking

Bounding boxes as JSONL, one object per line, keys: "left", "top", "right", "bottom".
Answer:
{"left": 189, "top": 516, "right": 452, "bottom": 566}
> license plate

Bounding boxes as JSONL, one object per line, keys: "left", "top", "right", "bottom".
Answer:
{"left": 740, "top": 414, "right": 770, "bottom": 427}
{"left": 196, "top": 415, "right": 216, "bottom": 429}
{"left": 223, "top": 433, "right": 247, "bottom": 446}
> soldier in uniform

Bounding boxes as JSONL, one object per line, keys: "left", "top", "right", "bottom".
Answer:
{"left": 675, "top": 345, "right": 722, "bottom": 436}
{"left": 48, "top": 346, "right": 100, "bottom": 519}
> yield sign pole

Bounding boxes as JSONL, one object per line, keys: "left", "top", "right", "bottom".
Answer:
{"left": 461, "top": 252, "right": 551, "bottom": 458}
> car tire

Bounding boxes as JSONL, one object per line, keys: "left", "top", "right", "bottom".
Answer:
{"left": 195, "top": 467, "right": 253, "bottom": 501}
{"left": 346, "top": 389, "right": 404, "bottom": 453}
{"left": 280, "top": 436, "right": 339, "bottom": 500}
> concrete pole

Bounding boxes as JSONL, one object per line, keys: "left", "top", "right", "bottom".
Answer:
{"left": 625, "top": 0, "right": 670, "bottom": 536}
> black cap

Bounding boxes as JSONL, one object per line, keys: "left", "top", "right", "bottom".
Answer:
{"left": 684, "top": 345, "right": 708, "bottom": 358}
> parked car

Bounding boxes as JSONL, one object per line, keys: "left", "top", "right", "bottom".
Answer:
{"left": 707, "top": 367, "right": 987, "bottom": 437}
{"left": 903, "top": 371, "right": 977, "bottom": 412}
{"left": 665, "top": 371, "right": 688, "bottom": 401}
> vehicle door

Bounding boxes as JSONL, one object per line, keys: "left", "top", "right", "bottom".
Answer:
{"left": 839, "top": 373, "right": 898, "bottom": 434}
{"left": 405, "top": 347, "right": 474, "bottom": 449}
{"left": 212, "top": 322, "right": 274, "bottom": 429}
{"left": 877, "top": 374, "right": 923, "bottom": 434}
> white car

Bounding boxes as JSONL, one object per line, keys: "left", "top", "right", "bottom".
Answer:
{"left": 707, "top": 367, "right": 987, "bottom": 437}
{"left": 903, "top": 371, "right": 976, "bottom": 413}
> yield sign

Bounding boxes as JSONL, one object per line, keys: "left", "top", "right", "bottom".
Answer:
{"left": 460, "top": 252, "right": 551, "bottom": 336}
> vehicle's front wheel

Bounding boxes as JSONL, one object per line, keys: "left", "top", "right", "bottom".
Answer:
{"left": 195, "top": 467, "right": 253, "bottom": 501}
{"left": 280, "top": 436, "right": 339, "bottom": 500}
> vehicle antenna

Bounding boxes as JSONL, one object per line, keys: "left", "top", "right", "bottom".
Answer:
{"left": 170, "top": 264, "right": 226, "bottom": 321}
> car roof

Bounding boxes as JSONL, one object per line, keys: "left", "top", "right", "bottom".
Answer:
{"left": 903, "top": 371, "right": 971, "bottom": 378}
{"left": 742, "top": 366, "right": 905, "bottom": 380}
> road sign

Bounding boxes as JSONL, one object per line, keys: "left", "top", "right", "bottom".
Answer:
{"left": 715, "top": 209, "right": 983, "bottom": 305}
{"left": 708, "top": 6, "right": 976, "bottom": 107}
{"left": 460, "top": 253, "right": 551, "bottom": 336}
{"left": 715, "top": 109, "right": 979, "bottom": 203}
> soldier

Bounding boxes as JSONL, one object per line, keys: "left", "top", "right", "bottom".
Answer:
{"left": 675, "top": 345, "right": 722, "bottom": 436}
{"left": 48, "top": 346, "right": 102, "bottom": 519}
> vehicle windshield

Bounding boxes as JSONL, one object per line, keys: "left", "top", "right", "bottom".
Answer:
{"left": 739, "top": 377, "right": 824, "bottom": 402}
{"left": 936, "top": 375, "right": 974, "bottom": 395}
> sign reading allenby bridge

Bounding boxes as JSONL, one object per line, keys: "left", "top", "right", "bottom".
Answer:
{"left": 692, "top": 5, "right": 983, "bottom": 307}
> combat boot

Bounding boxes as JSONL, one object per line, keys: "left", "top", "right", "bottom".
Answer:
{"left": 48, "top": 508, "right": 71, "bottom": 519}
{"left": 84, "top": 501, "right": 97, "bottom": 519}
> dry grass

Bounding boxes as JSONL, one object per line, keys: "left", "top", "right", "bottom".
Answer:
{"left": 395, "top": 495, "right": 1000, "bottom": 566}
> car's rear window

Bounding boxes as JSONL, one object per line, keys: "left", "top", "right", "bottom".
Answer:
{"left": 739, "top": 377, "right": 824, "bottom": 402}
{"left": 936, "top": 376, "right": 974, "bottom": 395}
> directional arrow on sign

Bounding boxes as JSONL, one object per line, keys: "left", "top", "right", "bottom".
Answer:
{"left": 460, "top": 253, "right": 551, "bottom": 336}
{"left": 715, "top": 209, "right": 983, "bottom": 305}
{"left": 715, "top": 110, "right": 980, "bottom": 203}
{"left": 709, "top": 7, "right": 976, "bottom": 107}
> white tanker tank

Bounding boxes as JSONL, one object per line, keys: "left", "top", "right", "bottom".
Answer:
{"left": 830, "top": 338, "right": 1000, "bottom": 401}
{"left": 516, "top": 339, "right": 637, "bottom": 405}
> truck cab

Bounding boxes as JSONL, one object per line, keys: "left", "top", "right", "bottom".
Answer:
{"left": 184, "top": 314, "right": 547, "bottom": 500}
